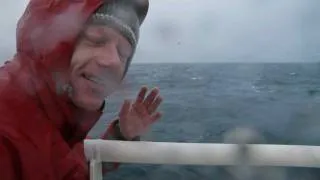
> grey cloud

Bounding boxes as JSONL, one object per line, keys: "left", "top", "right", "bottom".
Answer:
{"left": 1, "top": 0, "right": 319, "bottom": 63}
{"left": 135, "top": 0, "right": 320, "bottom": 63}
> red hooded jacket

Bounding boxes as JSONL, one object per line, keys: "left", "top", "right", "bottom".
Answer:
{"left": 0, "top": 0, "right": 122, "bottom": 179}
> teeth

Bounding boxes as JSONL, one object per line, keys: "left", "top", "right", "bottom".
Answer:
{"left": 91, "top": 77, "right": 103, "bottom": 84}
{"left": 84, "top": 74, "right": 104, "bottom": 84}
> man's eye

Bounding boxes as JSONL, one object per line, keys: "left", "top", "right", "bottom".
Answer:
{"left": 89, "top": 39, "right": 106, "bottom": 46}
{"left": 84, "top": 35, "right": 106, "bottom": 46}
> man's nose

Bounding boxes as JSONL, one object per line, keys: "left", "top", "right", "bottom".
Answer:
{"left": 96, "top": 44, "right": 121, "bottom": 68}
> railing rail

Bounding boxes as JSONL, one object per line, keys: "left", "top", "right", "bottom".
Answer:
{"left": 84, "top": 140, "right": 320, "bottom": 180}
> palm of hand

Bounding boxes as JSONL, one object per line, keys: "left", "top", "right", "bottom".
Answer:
{"left": 118, "top": 86, "right": 162, "bottom": 140}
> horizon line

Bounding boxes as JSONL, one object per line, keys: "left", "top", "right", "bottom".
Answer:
{"left": 131, "top": 61, "right": 320, "bottom": 64}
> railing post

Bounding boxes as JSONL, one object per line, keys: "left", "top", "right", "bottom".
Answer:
{"left": 89, "top": 145, "right": 103, "bottom": 180}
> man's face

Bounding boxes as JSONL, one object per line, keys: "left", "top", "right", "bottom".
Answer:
{"left": 69, "top": 25, "right": 132, "bottom": 111}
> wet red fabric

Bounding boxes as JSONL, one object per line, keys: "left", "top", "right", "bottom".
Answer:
{"left": 0, "top": 0, "right": 119, "bottom": 179}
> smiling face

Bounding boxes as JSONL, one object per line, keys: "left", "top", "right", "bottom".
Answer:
{"left": 69, "top": 25, "right": 133, "bottom": 111}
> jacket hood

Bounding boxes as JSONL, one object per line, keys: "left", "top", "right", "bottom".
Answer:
{"left": 17, "top": 0, "right": 104, "bottom": 73}
{"left": 14, "top": 0, "right": 109, "bottom": 145}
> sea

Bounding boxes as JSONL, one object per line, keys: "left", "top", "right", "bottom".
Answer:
{"left": 88, "top": 63, "right": 320, "bottom": 180}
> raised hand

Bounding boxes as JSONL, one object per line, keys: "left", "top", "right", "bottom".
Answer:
{"left": 118, "top": 86, "right": 163, "bottom": 140}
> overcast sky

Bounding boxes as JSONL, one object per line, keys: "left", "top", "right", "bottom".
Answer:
{"left": 1, "top": 0, "right": 319, "bottom": 63}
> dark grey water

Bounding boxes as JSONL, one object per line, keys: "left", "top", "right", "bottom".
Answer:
{"left": 89, "top": 63, "right": 320, "bottom": 180}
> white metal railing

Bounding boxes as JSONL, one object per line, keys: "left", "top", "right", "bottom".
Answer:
{"left": 84, "top": 140, "right": 320, "bottom": 180}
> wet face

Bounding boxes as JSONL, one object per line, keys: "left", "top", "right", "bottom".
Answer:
{"left": 69, "top": 25, "right": 132, "bottom": 111}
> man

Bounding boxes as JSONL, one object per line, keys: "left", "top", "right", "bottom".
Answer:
{"left": 0, "top": 0, "right": 162, "bottom": 179}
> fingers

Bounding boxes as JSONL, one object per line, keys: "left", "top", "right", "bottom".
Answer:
{"left": 147, "top": 96, "right": 162, "bottom": 114}
{"left": 143, "top": 87, "right": 159, "bottom": 107}
{"left": 132, "top": 86, "right": 162, "bottom": 117}
{"left": 135, "top": 86, "right": 148, "bottom": 104}
{"left": 119, "top": 99, "right": 131, "bottom": 118}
